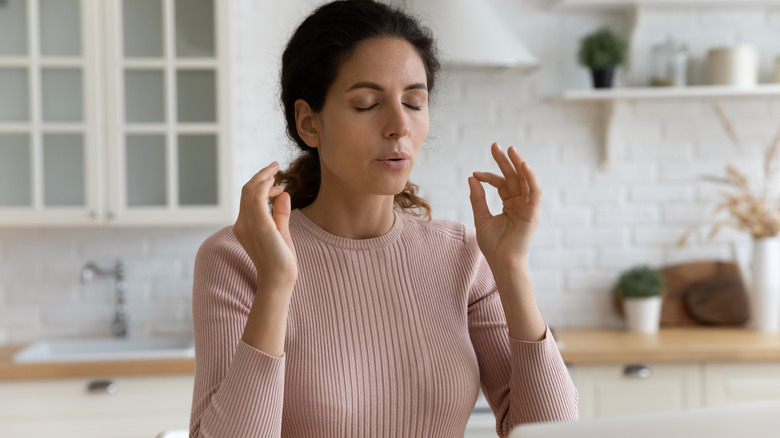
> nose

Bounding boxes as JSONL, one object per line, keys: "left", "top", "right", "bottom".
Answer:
{"left": 383, "top": 101, "right": 410, "bottom": 139}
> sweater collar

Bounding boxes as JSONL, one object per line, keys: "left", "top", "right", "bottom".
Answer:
{"left": 290, "top": 209, "right": 405, "bottom": 250}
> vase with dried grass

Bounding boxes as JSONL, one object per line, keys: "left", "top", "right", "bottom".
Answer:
{"left": 678, "top": 103, "right": 780, "bottom": 333}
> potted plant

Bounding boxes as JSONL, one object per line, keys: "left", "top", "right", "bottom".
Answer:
{"left": 578, "top": 28, "right": 628, "bottom": 89}
{"left": 616, "top": 266, "right": 665, "bottom": 334}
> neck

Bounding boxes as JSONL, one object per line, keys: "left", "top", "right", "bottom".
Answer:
{"left": 300, "top": 191, "right": 396, "bottom": 240}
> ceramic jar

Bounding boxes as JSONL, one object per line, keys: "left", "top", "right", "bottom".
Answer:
{"left": 750, "top": 237, "right": 780, "bottom": 333}
{"left": 707, "top": 44, "right": 759, "bottom": 87}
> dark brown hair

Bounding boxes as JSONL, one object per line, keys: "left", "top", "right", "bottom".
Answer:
{"left": 277, "top": 0, "right": 440, "bottom": 219}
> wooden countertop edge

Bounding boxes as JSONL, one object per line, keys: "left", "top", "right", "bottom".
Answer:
{"left": 555, "top": 327, "right": 780, "bottom": 365}
{"left": 561, "top": 351, "right": 780, "bottom": 365}
{"left": 5, "top": 327, "right": 780, "bottom": 378}
{"left": 0, "top": 360, "right": 195, "bottom": 381}
{"left": 0, "top": 345, "right": 195, "bottom": 381}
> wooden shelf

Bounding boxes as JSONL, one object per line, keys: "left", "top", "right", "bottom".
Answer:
{"left": 562, "top": 84, "right": 780, "bottom": 101}
{"left": 553, "top": 0, "right": 780, "bottom": 166}
{"left": 557, "top": 84, "right": 780, "bottom": 168}
{"left": 554, "top": 0, "right": 780, "bottom": 8}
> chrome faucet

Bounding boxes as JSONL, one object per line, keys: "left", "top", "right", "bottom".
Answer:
{"left": 81, "top": 260, "right": 128, "bottom": 338}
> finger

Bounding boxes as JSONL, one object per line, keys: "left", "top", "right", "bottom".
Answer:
{"left": 257, "top": 175, "right": 277, "bottom": 198}
{"left": 507, "top": 146, "right": 530, "bottom": 198}
{"left": 268, "top": 185, "right": 285, "bottom": 197}
{"left": 472, "top": 171, "right": 513, "bottom": 200}
{"left": 238, "top": 175, "right": 271, "bottom": 222}
{"left": 272, "top": 191, "right": 293, "bottom": 245}
{"left": 468, "top": 176, "right": 492, "bottom": 227}
{"left": 472, "top": 171, "right": 505, "bottom": 188}
{"left": 490, "top": 143, "right": 522, "bottom": 194}
{"left": 247, "top": 161, "right": 280, "bottom": 186}
{"left": 248, "top": 176, "right": 277, "bottom": 222}
{"left": 522, "top": 161, "right": 542, "bottom": 206}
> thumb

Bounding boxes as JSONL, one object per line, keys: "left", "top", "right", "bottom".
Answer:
{"left": 468, "top": 176, "right": 492, "bottom": 228}
{"left": 272, "top": 191, "right": 293, "bottom": 244}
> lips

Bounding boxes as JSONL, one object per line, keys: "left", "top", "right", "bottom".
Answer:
{"left": 376, "top": 152, "right": 410, "bottom": 162}
{"left": 375, "top": 152, "right": 410, "bottom": 170}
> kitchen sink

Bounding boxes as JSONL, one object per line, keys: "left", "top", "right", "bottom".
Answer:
{"left": 12, "top": 337, "right": 195, "bottom": 363}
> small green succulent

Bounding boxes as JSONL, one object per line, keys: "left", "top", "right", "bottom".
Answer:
{"left": 578, "top": 28, "right": 628, "bottom": 70}
{"left": 616, "top": 266, "right": 664, "bottom": 298}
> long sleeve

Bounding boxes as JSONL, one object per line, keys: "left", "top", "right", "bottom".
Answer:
{"left": 189, "top": 227, "right": 286, "bottom": 438}
{"left": 189, "top": 211, "right": 576, "bottom": 437}
{"left": 466, "top": 232, "right": 578, "bottom": 437}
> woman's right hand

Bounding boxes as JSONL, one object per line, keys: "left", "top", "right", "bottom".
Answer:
{"left": 232, "top": 161, "right": 298, "bottom": 290}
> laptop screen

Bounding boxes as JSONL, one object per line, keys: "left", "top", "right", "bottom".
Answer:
{"left": 509, "top": 400, "right": 780, "bottom": 438}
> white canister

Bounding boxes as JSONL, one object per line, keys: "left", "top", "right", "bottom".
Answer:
{"left": 623, "top": 296, "right": 663, "bottom": 335}
{"left": 774, "top": 55, "right": 780, "bottom": 83}
{"left": 707, "top": 44, "right": 759, "bottom": 87}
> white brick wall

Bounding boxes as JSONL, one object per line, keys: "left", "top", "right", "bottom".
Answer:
{"left": 1, "top": 1, "right": 779, "bottom": 343}
{"left": 0, "top": 227, "right": 215, "bottom": 343}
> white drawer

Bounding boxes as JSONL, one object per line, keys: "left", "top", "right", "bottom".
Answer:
{"left": 0, "top": 374, "right": 194, "bottom": 438}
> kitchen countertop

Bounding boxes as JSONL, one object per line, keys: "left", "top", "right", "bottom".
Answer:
{"left": 0, "top": 344, "right": 195, "bottom": 381}
{"left": 3, "top": 327, "right": 780, "bottom": 380}
{"left": 555, "top": 327, "right": 780, "bottom": 365}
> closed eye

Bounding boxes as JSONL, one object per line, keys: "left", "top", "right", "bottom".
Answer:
{"left": 355, "top": 104, "right": 378, "bottom": 112}
{"left": 355, "top": 103, "right": 423, "bottom": 112}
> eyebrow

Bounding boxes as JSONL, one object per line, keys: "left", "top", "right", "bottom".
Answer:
{"left": 346, "top": 81, "right": 428, "bottom": 92}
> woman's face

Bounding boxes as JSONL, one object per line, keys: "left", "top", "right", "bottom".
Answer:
{"left": 310, "top": 37, "right": 430, "bottom": 199}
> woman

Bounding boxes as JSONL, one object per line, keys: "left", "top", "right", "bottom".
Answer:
{"left": 189, "top": 1, "right": 578, "bottom": 437}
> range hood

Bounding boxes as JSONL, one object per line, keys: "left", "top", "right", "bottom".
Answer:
{"left": 405, "top": 0, "right": 539, "bottom": 69}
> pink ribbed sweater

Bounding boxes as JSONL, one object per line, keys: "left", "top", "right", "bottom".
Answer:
{"left": 189, "top": 209, "right": 578, "bottom": 437}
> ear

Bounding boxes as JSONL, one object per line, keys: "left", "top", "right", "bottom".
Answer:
{"left": 294, "top": 99, "right": 321, "bottom": 149}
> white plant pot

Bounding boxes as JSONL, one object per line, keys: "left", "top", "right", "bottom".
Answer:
{"left": 750, "top": 237, "right": 780, "bottom": 333}
{"left": 623, "top": 296, "right": 662, "bottom": 334}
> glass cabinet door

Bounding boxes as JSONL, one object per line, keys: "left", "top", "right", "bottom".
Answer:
{"left": 0, "top": 1, "right": 32, "bottom": 209}
{"left": 0, "top": 0, "right": 228, "bottom": 225}
{"left": 113, "top": 0, "right": 227, "bottom": 224}
{"left": 0, "top": 0, "right": 97, "bottom": 223}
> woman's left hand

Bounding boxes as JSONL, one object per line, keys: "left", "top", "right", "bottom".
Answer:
{"left": 468, "top": 143, "right": 541, "bottom": 270}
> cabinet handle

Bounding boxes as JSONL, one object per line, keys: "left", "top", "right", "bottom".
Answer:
{"left": 108, "top": 210, "right": 117, "bottom": 220}
{"left": 90, "top": 210, "right": 99, "bottom": 220}
{"left": 623, "top": 364, "right": 652, "bottom": 379}
{"left": 86, "top": 379, "right": 118, "bottom": 394}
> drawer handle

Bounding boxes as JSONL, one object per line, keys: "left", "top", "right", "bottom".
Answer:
{"left": 86, "top": 379, "right": 118, "bottom": 394}
{"left": 623, "top": 364, "right": 652, "bottom": 379}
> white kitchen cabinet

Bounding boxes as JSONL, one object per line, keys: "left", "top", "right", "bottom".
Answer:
{"left": 0, "top": 375, "right": 499, "bottom": 438}
{"left": 0, "top": 374, "right": 194, "bottom": 438}
{"left": 571, "top": 361, "right": 780, "bottom": 418}
{"left": 569, "top": 363, "right": 703, "bottom": 418}
{"left": 704, "top": 362, "right": 780, "bottom": 406}
{"left": 558, "top": 328, "right": 780, "bottom": 418}
{"left": 0, "top": 0, "right": 231, "bottom": 226}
